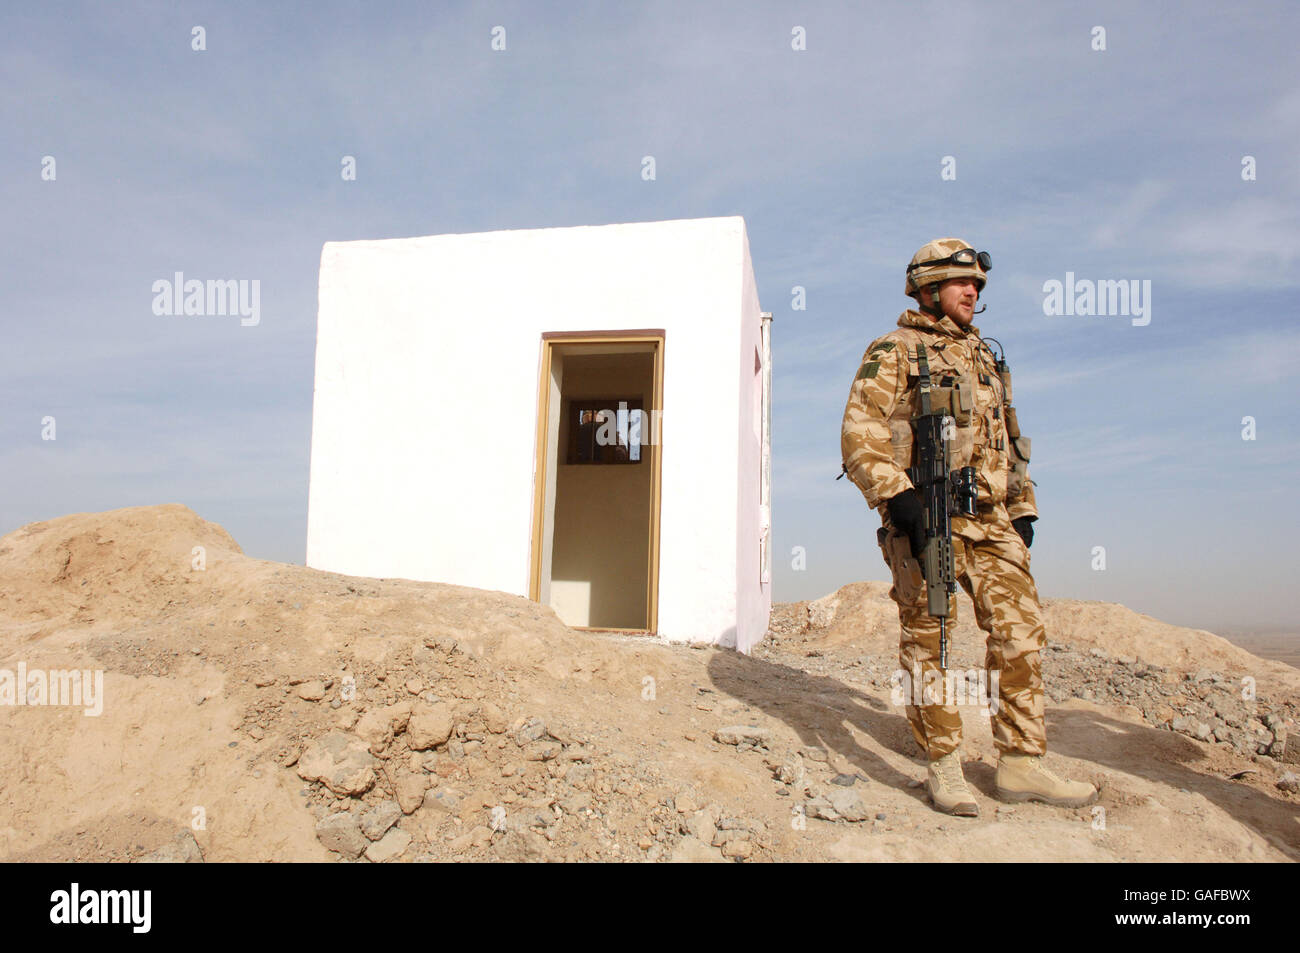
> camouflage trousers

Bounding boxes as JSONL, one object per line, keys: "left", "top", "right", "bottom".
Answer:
{"left": 879, "top": 505, "right": 1047, "bottom": 760}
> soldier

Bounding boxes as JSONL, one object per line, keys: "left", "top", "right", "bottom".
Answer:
{"left": 841, "top": 238, "right": 1097, "bottom": 816}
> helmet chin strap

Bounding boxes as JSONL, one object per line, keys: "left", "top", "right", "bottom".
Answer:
{"left": 920, "top": 282, "right": 946, "bottom": 318}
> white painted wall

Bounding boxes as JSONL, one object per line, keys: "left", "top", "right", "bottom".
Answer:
{"left": 735, "top": 225, "right": 772, "bottom": 652}
{"left": 306, "top": 216, "right": 769, "bottom": 649}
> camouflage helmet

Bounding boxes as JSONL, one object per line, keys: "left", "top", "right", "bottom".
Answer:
{"left": 905, "top": 237, "right": 989, "bottom": 299}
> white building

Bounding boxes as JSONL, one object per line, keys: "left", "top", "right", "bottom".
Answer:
{"left": 306, "top": 216, "right": 772, "bottom": 652}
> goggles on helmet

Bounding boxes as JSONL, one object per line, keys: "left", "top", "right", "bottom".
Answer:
{"left": 907, "top": 248, "right": 992, "bottom": 274}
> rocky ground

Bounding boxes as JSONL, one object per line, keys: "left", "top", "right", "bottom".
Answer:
{"left": 0, "top": 505, "right": 1296, "bottom": 863}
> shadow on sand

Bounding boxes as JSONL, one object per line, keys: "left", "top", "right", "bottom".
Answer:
{"left": 707, "top": 649, "right": 1299, "bottom": 858}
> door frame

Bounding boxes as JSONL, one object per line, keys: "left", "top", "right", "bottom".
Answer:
{"left": 529, "top": 329, "right": 665, "bottom": 633}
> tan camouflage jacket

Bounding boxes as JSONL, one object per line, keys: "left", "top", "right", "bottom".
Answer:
{"left": 840, "top": 308, "right": 1038, "bottom": 522}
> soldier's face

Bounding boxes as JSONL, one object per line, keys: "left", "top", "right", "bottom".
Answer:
{"left": 934, "top": 277, "right": 980, "bottom": 326}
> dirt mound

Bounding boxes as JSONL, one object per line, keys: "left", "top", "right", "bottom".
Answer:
{"left": 0, "top": 505, "right": 741, "bottom": 862}
{"left": 774, "top": 582, "right": 1300, "bottom": 696}
{"left": 0, "top": 506, "right": 1295, "bottom": 863}
{"left": 0, "top": 504, "right": 241, "bottom": 641}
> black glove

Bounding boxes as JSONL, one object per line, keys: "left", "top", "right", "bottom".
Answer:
{"left": 1012, "top": 516, "right": 1035, "bottom": 549}
{"left": 886, "top": 489, "right": 925, "bottom": 560}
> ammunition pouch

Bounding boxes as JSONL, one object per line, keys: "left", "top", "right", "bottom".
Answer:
{"left": 1004, "top": 405, "right": 1021, "bottom": 439}
{"left": 937, "top": 381, "right": 976, "bottom": 470}
{"left": 877, "top": 525, "right": 925, "bottom": 605}
{"left": 929, "top": 377, "right": 974, "bottom": 428}
{"left": 929, "top": 361, "right": 975, "bottom": 468}
{"left": 1007, "top": 432, "right": 1032, "bottom": 500}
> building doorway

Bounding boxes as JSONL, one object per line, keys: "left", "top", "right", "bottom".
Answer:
{"left": 530, "top": 332, "right": 664, "bottom": 632}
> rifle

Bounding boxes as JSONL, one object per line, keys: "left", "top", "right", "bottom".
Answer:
{"left": 906, "top": 344, "right": 977, "bottom": 669}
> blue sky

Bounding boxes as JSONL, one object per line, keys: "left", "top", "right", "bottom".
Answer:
{"left": 3, "top": 2, "right": 1297, "bottom": 633}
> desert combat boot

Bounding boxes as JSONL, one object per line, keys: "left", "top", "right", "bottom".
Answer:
{"left": 926, "top": 751, "right": 979, "bottom": 816}
{"left": 995, "top": 753, "right": 1098, "bottom": 807}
